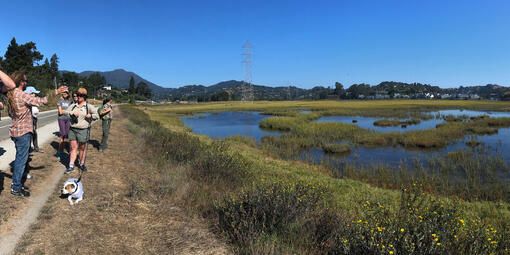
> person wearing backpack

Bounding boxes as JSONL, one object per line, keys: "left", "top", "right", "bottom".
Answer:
{"left": 64, "top": 88, "right": 98, "bottom": 174}
{"left": 98, "top": 97, "right": 113, "bottom": 152}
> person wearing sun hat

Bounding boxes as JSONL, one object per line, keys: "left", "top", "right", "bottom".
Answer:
{"left": 64, "top": 87, "right": 98, "bottom": 174}
{"left": 24, "top": 86, "right": 42, "bottom": 153}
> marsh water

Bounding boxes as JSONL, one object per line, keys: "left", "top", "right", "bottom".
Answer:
{"left": 181, "top": 110, "right": 510, "bottom": 166}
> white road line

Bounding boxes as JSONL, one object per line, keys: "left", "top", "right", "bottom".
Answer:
{"left": 0, "top": 115, "right": 56, "bottom": 129}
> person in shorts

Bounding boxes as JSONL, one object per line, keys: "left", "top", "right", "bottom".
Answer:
{"left": 56, "top": 88, "right": 71, "bottom": 158}
{"left": 64, "top": 88, "right": 98, "bottom": 173}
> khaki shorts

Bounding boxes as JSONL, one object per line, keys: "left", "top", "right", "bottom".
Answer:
{"left": 68, "top": 128, "right": 89, "bottom": 143}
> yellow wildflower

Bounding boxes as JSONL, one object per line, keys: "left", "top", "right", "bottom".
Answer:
{"left": 437, "top": 243, "right": 441, "bottom": 246}
{"left": 377, "top": 227, "right": 383, "bottom": 232}
{"left": 432, "top": 233, "right": 437, "bottom": 237}
{"left": 400, "top": 228, "right": 404, "bottom": 232}
{"left": 389, "top": 251, "right": 394, "bottom": 254}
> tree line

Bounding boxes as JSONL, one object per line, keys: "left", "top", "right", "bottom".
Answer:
{"left": 0, "top": 37, "right": 108, "bottom": 98}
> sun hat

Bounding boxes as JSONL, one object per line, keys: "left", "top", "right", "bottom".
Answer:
{"left": 77, "top": 88, "right": 88, "bottom": 97}
{"left": 24, "top": 86, "right": 40, "bottom": 94}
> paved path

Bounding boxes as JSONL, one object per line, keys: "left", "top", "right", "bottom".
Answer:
{"left": 0, "top": 109, "right": 58, "bottom": 140}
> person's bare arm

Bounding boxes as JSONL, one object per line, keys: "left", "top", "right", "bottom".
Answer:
{"left": 0, "top": 70, "right": 15, "bottom": 93}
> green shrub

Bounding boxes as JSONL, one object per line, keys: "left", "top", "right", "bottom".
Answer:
{"left": 214, "top": 181, "right": 328, "bottom": 248}
{"left": 191, "top": 140, "right": 251, "bottom": 184}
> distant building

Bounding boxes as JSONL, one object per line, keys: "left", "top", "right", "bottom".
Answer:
{"left": 457, "top": 94, "right": 469, "bottom": 99}
{"left": 103, "top": 85, "right": 112, "bottom": 91}
{"left": 470, "top": 94, "right": 480, "bottom": 100}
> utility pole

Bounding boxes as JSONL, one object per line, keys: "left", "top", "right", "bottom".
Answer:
{"left": 242, "top": 41, "right": 253, "bottom": 102}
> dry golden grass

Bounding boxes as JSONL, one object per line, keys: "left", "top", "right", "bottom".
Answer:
{"left": 14, "top": 111, "right": 230, "bottom": 254}
{"left": 0, "top": 131, "right": 61, "bottom": 234}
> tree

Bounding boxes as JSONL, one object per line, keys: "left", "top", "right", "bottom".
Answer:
{"left": 87, "top": 72, "right": 106, "bottom": 98}
{"left": 61, "top": 71, "right": 82, "bottom": 89}
{"left": 2, "top": 37, "right": 43, "bottom": 74}
{"left": 334, "top": 82, "right": 345, "bottom": 99}
{"left": 136, "top": 81, "right": 152, "bottom": 99}
{"left": 50, "top": 53, "right": 59, "bottom": 74}
{"left": 128, "top": 76, "right": 135, "bottom": 94}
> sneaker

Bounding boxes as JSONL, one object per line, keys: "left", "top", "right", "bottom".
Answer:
{"left": 11, "top": 188, "right": 30, "bottom": 197}
{"left": 26, "top": 173, "right": 32, "bottom": 179}
{"left": 34, "top": 148, "right": 43, "bottom": 153}
{"left": 98, "top": 148, "right": 103, "bottom": 152}
{"left": 64, "top": 166, "right": 74, "bottom": 174}
{"left": 55, "top": 152, "right": 62, "bottom": 158}
{"left": 80, "top": 164, "right": 87, "bottom": 172}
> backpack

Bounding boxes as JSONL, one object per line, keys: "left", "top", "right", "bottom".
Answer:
{"left": 98, "top": 106, "right": 106, "bottom": 120}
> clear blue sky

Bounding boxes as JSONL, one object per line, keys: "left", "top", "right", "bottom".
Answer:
{"left": 1, "top": 0, "right": 509, "bottom": 89}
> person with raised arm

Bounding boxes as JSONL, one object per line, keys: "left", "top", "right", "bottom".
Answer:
{"left": 6, "top": 71, "right": 67, "bottom": 197}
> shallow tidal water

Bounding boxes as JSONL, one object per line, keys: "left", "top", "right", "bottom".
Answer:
{"left": 182, "top": 110, "right": 510, "bottom": 166}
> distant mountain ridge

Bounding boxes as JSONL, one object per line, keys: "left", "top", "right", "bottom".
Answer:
{"left": 67, "top": 69, "right": 510, "bottom": 100}
{"left": 73, "top": 69, "right": 174, "bottom": 96}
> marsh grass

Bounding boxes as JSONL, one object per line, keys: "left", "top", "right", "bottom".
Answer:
{"left": 322, "top": 143, "right": 351, "bottom": 154}
{"left": 260, "top": 114, "right": 510, "bottom": 150}
{"left": 125, "top": 103, "right": 510, "bottom": 254}
{"left": 373, "top": 118, "right": 421, "bottom": 127}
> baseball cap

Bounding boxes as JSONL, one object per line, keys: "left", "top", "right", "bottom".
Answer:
{"left": 24, "top": 86, "right": 40, "bottom": 94}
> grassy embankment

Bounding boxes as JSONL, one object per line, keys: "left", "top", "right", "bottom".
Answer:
{"left": 124, "top": 100, "right": 510, "bottom": 254}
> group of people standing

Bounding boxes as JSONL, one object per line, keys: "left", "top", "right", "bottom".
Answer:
{"left": 0, "top": 70, "right": 113, "bottom": 197}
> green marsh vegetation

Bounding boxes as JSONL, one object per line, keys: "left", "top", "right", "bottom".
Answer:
{"left": 124, "top": 100, "right": 510, "bottom": 254}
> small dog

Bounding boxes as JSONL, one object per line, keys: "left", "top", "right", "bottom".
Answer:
{"left": 62, "top": 177, "right": 84, "bottom": 205}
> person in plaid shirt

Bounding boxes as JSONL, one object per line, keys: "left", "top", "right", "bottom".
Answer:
{"left": 6, "top": 71, "right": 67, "bottom": 197}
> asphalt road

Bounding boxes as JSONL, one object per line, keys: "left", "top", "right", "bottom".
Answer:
{"left": 0, "top": 109, "right": 58, "bottom": 140}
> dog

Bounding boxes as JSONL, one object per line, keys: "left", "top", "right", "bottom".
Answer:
{"left": 62, "top": 177, "right": 84, "bottom": 205}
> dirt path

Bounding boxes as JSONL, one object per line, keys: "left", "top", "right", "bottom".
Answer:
{"left": 0, "top": 120, "right": 66, "bottom": 255}
{"left": 2, "top": 110, "right": 230, "bottom": 254}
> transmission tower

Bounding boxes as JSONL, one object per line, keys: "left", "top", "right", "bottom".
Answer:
{"left": 242, "top": 41, "right": 253, "bottom": 102}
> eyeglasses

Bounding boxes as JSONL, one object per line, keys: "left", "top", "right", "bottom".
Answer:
{"left": 77, "top": 94, "right": 86, "bottom": 97}
{"left": 73, "top": 95, "right": 78, "bottom": 97}
{"left": 21, "top": 79, "right": 28, "bottom": 82}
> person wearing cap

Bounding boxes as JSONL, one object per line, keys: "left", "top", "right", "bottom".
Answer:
{"left": 64, "top": 88, "right": 98, "bottom": 174}
{"left": 98, "top": 96, "right": 113, "bottom": 152}
{"left": 56, "top": 87, "right": 71, "bottom": 158}
{"left": 24, "top": 86, "right": 43, "bottom": 153}
{"left": 6, "top": 71, "right": 67, "bottom": 197}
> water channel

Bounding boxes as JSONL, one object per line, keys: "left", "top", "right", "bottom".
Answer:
{"left": 181, "top": 110, "right": 510, "bottom": 166}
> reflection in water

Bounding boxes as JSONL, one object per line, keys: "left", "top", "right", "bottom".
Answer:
{"left": 181, "top": 112, "right": 280, "bottom": 142}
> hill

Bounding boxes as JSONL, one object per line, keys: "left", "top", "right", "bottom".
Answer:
{"left": 73, "top": 69, "right": 175, "bottom": 97}
{"left": 65, "top": 69, "right": 510, "bottom": 101}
